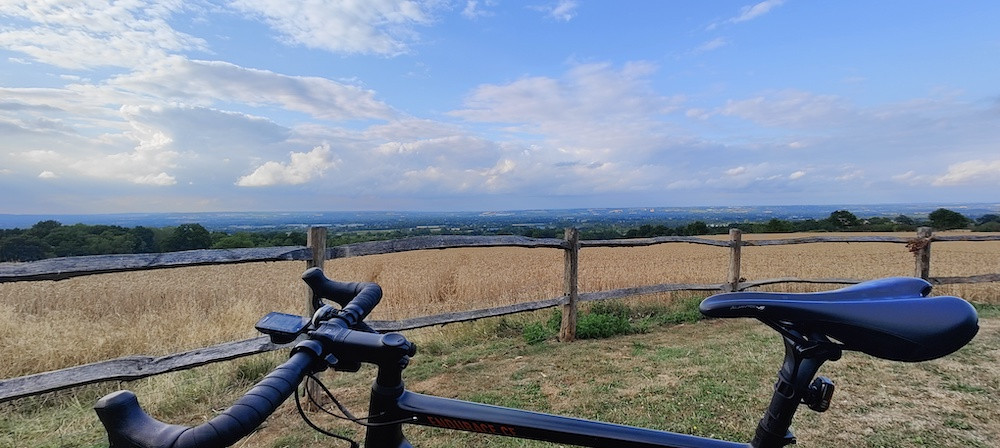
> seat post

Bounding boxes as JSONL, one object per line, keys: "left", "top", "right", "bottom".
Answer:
{"left": 751, "top": 335, "right": 839, "bottom": 448}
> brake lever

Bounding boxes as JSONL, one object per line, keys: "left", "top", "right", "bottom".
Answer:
{"left": 312, "top": 303, "right": 380, "bottom": 333}
{"left": 312, "top": 304, "right": 338, "bottom": 327}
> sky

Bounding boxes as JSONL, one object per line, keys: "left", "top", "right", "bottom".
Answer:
{"left": 1, "top": 1, "right": 999, "bottom": 214}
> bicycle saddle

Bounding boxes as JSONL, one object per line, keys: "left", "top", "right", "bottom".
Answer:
{"left": 699, "top": 277, "right": 979, "bottom": 362}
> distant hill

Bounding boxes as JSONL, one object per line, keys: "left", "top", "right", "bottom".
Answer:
{"left": 1, "top": 203, "right": 998, "bottom": 232}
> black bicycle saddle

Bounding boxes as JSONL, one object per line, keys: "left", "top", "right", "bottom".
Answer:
{"left": 699, "top": 277, "right": 979, "bottom": 362}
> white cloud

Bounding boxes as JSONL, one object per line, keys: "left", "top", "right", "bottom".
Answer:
{"left": 932, "top": 160, "right": 1000, "bottom": 186}
{"left": 685, "top": 108, "right": 710, "bottom": 120}
{"left": 528, "top": 0, "right": 578, "bottom": 22}
{"left": 108, "top": 58, "right": 396, "bottom": 122}
{"left": 719, "top": 90, "right": 852, "bottom": 128}
{"left": 0, "top": 1, "right": 205, "bottom": 69}
{"left": 731, "top": 0, "right": 786, "bottom": 23}
{"left": 131, "top": 172, "right": 177, "bottom": 186}
{"left": 375, "top": 135, "right": 501, "bottom": 167}
{"left": 70, "top": 126, "right": 179, "bottom": 186}
{"left": 694, "top": 37, "right": 728, "bottom": 53}
{"left": 38, "top": 170, "right": 57, "bottom": 179}
{"left": 549, "top": 0, "right": 579, "bottom": 21}
{"left": 893, "top": 171, "right": 924, "bottom": 185}
{"left": 835, "top": 168, "right": 864, "bottom": 181}
{"left": 20, "top": 150, "right": 61, "bottom": 164}
{"left": 363, "top": 119, "right": 460, "bottom": 141}
{"left": 230, "top": 0, "right": 431, "bottom": 56}
{"left": 482, "top": 159, "right": 516, "bottom": 189}
{"left": 452, "top": 62, "right": 682, "bottom": 161}
{"left": 462, "top": 1, "right": 495, "bottom": 19}
{"left": 118, "top": 104, "right": 290, "bottom": 149}
{"left": 389, "top": 157, "right": 520, "bottom": 194}
{"left": 666, "top": 179, "right": 702, "bottom": 190}
{"left": 789, "top": 170, "right": 806, "bottom": 180}
{"left": 237, "top": 144, "right": 336, "bottom": 187}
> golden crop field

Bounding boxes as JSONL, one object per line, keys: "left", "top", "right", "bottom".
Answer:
{"left": 1, "top": 232, "right": 998, "bottom": 380}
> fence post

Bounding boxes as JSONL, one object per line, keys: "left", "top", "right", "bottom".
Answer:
{"left": 305, "top": 226, "right": 328, "bottom": 314}
{"left": 727, "top": 228, "right": 743, "bottom": 291}
{"left": 914, "top": 226, "right": 932, "bottom": 279}
{"left": 304, "top": 226, "right": 327, "bottom": 407}
{"left": 559, "top": 227, "right": 580, "bottom": 342}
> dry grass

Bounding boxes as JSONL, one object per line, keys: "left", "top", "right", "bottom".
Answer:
{"left": 1, "top": 232, "right": 998, "bottom": 379}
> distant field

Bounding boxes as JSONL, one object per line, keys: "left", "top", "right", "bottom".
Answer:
{"left": 1, "top": 231, "right": 998, "bottom": 378}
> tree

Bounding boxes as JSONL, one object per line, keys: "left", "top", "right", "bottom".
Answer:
{"left": 976, "top": 214, "right": 1000, "bottom": 225}
{"left": 28, "top": 220, "right": 62, "bottom": 236}
{"left": 928, "top": 208, "right": 970, "bottom": 230}
{"left": 826, "top": 210, "right": 859, "bottom": 229}
{"left": 130, "top": 226, "right": 158, "bottom": 253}
{"left": 211, "top": 232, "right": 256, "bottom": 249}
{"left": 976, "top": 221, "right": 1000, "bottom": 232}
{"left": 161, "top": 223, "right": 212, "bottom": 251}
{"left": 894, "top": 215, "right": 915, "bottom": 226}
{"left": 684, "top": 221, "right": 710, "bottom": 236}
{"left": 0, "top": 235, "right": 51, "bottom": 261}
{"left": 763, "top": 218, "right": 793, "bottom": 233}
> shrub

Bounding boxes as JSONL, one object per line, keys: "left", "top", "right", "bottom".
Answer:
{"left": 973, "top": 221, "right": 1000, "bottom": 232}
{"left": 518, "top": 298, "right": 706, "bottom": 343}
{"left": 522, "top": 321, "right": 555, "bottom": 344}
{"left": 577, "top": 309, "right": 633, "bottom": 339}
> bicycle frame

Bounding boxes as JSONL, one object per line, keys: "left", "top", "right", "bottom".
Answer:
{"left": 356, "top": 334, "right": 770, "bottom": 448}
{"left": 365, "top": 387, "right": 748, "bottom": 448}
{"left": 352, "top": 325, "right": 838, "bottom": 448}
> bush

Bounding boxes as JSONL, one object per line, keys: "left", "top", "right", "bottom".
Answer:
{"left": 518, "top": 299, "right": 706, "bottom": 343}
{"left": 576, "top": 304, "right": 634, "bottom": 339}
{"left": 522, "top": 321, "right": 555, "bottom": 344}
{"left": 974, "top": 221, "right": 1000, "bottom": 232}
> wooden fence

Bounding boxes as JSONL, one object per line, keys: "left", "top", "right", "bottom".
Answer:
{"left": 2, "top": 227, "right": 998, "bottom": 403}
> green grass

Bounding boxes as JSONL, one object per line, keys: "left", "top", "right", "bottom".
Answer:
{"left": 503, "top": 296, "right": 705, "bottom": 345}
{"left": 973, "top": 302, "right": 1000, "bottom": 318}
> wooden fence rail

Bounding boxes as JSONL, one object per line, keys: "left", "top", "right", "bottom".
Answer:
{"left": 2, "top": 227, "right": 999, "bottom": 403}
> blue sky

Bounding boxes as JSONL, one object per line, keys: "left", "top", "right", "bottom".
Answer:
{"left": 1, "top": 1, "right": 999, "bottom": 214}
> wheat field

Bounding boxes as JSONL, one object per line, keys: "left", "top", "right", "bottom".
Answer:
{"left": 1, "top": 231, "right": 998, "bottom": 379}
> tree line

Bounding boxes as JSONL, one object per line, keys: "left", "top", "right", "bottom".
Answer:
{"left": 512, "top": 208, "right": 1000, "bottom": 239}
{"left": 0, "top": 221, "right": 306, "bottom": 262}
{"left": 2, "top": 209, "right": 998, "bottom": 262}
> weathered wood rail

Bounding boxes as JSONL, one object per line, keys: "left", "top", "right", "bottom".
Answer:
{"left": 0, "top": 235, "right": 566, "bottom": 283}
{"left": 2, "top": 227, "right": 999, "bottom": 403}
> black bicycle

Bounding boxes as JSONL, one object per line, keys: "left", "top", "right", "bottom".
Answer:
{"left": 95, "top": 269, "right": 979, "bottom": 448}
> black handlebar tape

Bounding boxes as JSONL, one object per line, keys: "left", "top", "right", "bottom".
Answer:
{"left": 95, "top": 351, "right": 315, "bottom": 448}
{"left": 301, "top": 268, "right": 381, "bottom": 327}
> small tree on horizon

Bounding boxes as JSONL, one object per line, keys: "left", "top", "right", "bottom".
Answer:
{"left": 827, "top": 210, "right": 859, "bottom": 229}
{"left": 928, "top": 208, "right": 970, "bottom": 230}
{"left": 161, "top": 223, "right": 212, "bottom": 252}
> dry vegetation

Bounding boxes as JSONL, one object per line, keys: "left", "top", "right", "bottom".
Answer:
{"left": 1, "top": 232, "right": 998, "bottom": 379}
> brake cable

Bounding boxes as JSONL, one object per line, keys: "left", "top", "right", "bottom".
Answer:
{"left": 294, "top": 373, "right": 417, "bottom": 447}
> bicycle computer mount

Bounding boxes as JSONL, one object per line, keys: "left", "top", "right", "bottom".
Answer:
{"left": 255, "top": 312, "right": 310, "bottom": 344}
